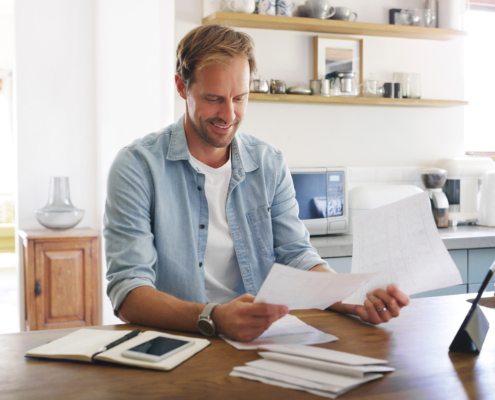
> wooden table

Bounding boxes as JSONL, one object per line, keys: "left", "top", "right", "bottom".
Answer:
{"left": 1, "top": 293, "right": 494, "bottom": 400}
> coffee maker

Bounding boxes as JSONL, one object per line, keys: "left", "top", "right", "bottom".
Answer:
{"left": 436, "top": 158, "right": 495, "bottom": 226}
{"left": 421, "top": 168, "right": 449, "bottom": 228}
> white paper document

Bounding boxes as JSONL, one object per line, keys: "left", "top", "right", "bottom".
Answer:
{"left": 221, "top": 314, "right": 338, "bottom": 350}
{"left": 231, "top": 344, "right": 394, "bottom": 398}
{"left": 254, "top": 263, "right": 379, "bottom": 310}
{"left": 258, "top": 352, "right": 395, "bottom": 377}
{"left": 241, "top": 359, "right": 383, "bottom": 392}
{"left": 343, "top": 192, "right": 463, "bottom": 305}
{"left": 230, "top": 366, "right": 341, "bottom": 399}
{"left": 258, "top": 344, "right": 389, "bottom": 366}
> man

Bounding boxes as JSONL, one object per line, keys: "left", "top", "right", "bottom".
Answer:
{"left": 104, "top": 25, "right": 409, "bottom": 343}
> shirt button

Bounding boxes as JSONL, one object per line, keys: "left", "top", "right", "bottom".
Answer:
{"left": 200, "top": 224, "right": 205, "bottom": 229}
{"left": 198, "top": 186, "right": 202, "bottom": 191}
{"left": 268, "top": 207, "right": 271, "bottom": 213}
{"left": 199, "top": 262, "right": 203, "bottom": 267}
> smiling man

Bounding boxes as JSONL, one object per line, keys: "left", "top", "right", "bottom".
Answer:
{"left": 104, "top": 25, "right": 409, "bottom": 342}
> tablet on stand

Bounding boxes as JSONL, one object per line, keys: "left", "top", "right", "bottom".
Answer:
{"left": 449, "top": 260, "right": 495, "bottom": 354}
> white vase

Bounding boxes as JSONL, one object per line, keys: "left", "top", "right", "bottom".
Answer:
{"left": 34, "top": 177, "right": 84, "bottom": 230}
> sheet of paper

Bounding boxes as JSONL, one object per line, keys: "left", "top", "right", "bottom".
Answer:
{"left": 230, "top": 367, "right": 340, "bottom": 399}
{"left": 254, "top": 263, "right": 379, "bottom": 310}
{"left": 231, "top": 366, "right": 343, "bottom": 398}
{"left": 343, "top": 192, "right": 463, "bottom": 305}
{"left": 258, "top": 352, "right": 394, "bottom": 378}
{"left": 221, "top": 314, "right": 338, "bottom": 350}
{"left": 245, "top": 359, "right": 383, "bottom": 389}
{"left": 25, "top": 329, "right": 132, "bottom": 360}
{"left": 258, "top": 344, "right": 388, "bottom": 366}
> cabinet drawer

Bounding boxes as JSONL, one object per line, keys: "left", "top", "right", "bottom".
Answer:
{"left": 468, "top": 248, "right": 495, "bottom": 284}
{"left": 449, "top": 250, "right": 468, "bottom": 283}
{"left": 324, "top": 257, "right": 352, "bottom": 273}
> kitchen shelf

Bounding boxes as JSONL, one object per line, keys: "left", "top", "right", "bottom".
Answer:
{"left": 202, "top": 12, "right": 467, "bottom": 41}
{"left": 248, "top": 93, "right": 468, "bottom": 107}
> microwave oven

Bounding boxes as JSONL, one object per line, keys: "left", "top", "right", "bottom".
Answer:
{"left": 290, "top": 167, "right": 348, "bottom": 235}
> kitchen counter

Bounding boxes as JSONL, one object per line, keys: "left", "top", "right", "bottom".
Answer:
{"left": 310, "top": 225, "right": 495, "bottom": 258}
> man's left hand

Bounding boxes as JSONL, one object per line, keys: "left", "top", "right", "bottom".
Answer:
{"left": 332, "top": 285, "right": 410, "bottom": 325}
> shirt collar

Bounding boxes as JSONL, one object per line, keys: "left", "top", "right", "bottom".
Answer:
{"left": 166, "top": 114, "right": 258, "bottom": 174}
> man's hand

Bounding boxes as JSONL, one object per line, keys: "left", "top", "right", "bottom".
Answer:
{"left": 211, "top": 294, "right": 289, "bottom": 342}
{"left": 331, "top": 285, "right": 410, "bottom": 325}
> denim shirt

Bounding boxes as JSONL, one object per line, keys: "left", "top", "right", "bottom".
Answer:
{"left": 104, "top": 115, "right": 329, "bottom": 312}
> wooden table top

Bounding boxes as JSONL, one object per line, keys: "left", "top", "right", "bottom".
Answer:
{"left": 1, "top": 293, "right": 494, "bottom": 400}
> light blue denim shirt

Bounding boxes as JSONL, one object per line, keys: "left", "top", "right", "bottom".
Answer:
{"left": 104, "top": 115, "right": 330, "bottom": 312}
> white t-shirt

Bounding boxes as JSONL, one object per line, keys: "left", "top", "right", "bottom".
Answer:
{"left": 190, "top": 154, "right": 246, "bottom": 303}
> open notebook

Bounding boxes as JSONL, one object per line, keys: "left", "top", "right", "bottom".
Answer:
{"left": 25, "top": 329, "right": 210, "bottom": 371}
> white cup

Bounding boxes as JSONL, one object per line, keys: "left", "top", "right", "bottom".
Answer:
{"left": 305, "top": 0, "right": 335, "bottom": 19}
{"left": 224, "top": 0, "right": 256, "bottom": 13}
{"left": 331, "top": 7, "right": 357, "bottom": 21}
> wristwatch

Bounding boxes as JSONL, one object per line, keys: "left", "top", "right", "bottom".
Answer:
{"left": 198, "top": 303, "right": 219, "bottom": 337}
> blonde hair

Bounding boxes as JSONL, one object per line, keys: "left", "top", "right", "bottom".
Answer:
{"left": 176, "top": 25, "right": 257, "bottom": 89}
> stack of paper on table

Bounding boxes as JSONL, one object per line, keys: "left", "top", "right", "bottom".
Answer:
{"left": 221, "top": 314, "right": 338, "bottom": 350}
{"left": 25, "top": 329, "right": 210, "bottom": 371}
{"left": 230, "top": 344, "right": 394, "bottom": 398}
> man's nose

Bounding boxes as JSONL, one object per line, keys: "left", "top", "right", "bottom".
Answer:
{"left": 218, "top": 100, "right": 236, "bottom": 124}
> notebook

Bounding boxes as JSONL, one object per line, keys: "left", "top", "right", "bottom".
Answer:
{"left": 25, "top": 328, "right": 210, "bottom": 371}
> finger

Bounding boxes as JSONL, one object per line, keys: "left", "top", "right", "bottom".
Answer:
{"left": 236, "top": 294, "right": 256, "bottom": 303}
{"left": 365, "top": 295, "right": 391, "bottom": 323}
{"left": 370, "top": 289, "right": 400, "bottom": 318}
{"left": 248, "top": 302, "right": 289, "bottom": 318}
{"left": 387, "top": 285, "right": 410, "bottom": 308}
{"left": 363, "top": 299, "right": 385, "bottom": 324}
{"left": 367, "top": 292, "right": 387, "bottom": 311}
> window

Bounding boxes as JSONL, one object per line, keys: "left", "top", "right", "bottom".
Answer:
{"left": 464, "top": 3, "right": 495, "bottom": 154}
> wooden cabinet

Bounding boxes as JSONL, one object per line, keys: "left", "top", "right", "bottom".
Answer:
{"left": 19, "top": 229, "right": 100, "bottom": 331}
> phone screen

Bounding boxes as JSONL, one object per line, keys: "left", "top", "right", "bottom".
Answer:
{"left": 128, "top": 337, "right": 190, "bottom": 356}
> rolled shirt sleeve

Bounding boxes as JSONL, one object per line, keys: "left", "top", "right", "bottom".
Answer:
{"left": 104, "top": 148, "right": 157, "bottom": 313}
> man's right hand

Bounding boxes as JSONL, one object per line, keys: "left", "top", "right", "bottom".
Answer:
{"left": 211, "top": 294, "right": 289, "bottom": 342}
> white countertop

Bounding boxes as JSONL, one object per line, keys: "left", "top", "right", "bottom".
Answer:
{"left": 310, "top": 225, "right": 495, "bottom": 258}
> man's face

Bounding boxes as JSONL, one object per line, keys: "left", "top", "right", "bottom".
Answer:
{"left": 178, "top": 56, "right": 250, "bottom": 149}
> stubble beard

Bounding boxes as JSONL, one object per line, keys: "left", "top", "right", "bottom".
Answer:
{"left": 189, "top": 115, "right": 241, "bottom": 149}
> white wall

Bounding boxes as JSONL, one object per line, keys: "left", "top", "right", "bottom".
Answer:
{"left": 15, "top": 0, "right": 98, "bottom": 230}
{"left": 0, "top": 1, "right": 14, "bottom": 194}
{"left": 95, "top": 0, "right": 175, "bottom": 325}
{"left": 0, "top": 1, "right": 13, "bottom": 69}
{"left": 14, "top": 0, "right": 176, "bottom": 326}
{"left": 177, "top": 0, "right": 466, "bottom": 167}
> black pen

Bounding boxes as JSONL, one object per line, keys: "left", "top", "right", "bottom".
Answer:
{"left": 98, "top": 328, "right": 141, "bottom": 353}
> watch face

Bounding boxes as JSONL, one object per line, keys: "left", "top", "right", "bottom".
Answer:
{"left": 198, "top": 319, "right": 215, "bottom": 336}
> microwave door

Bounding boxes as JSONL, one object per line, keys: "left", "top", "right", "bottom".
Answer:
{"left": 291, "top": 172, "right": 328, "bottom": 235}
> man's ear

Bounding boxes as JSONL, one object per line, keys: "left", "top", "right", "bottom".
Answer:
{"left": 175, "top": 74, "right": 187, "bottom": 100}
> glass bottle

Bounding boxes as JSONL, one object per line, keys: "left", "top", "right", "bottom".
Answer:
{"left": 34, "top": 177, "right": 84, "bottom": 230}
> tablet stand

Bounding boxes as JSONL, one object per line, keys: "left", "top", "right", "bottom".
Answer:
{"left": 449, "top": 261, "right": 494, "bottom": 354}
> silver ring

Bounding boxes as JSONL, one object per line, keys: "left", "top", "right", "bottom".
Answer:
{"left": 376, "top": 307, "right": 387, "bottom": 312}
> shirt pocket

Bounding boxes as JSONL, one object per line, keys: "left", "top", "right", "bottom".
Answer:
{"left": 246, "top": 204, "right": 274, "bottom": 259}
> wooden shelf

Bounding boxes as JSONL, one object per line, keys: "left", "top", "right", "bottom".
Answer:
{"left": 202, "top": 12, "right": 467, "bottom": 41}
{"left": 248, "top": 93, "right": 468, "bottom": 107}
